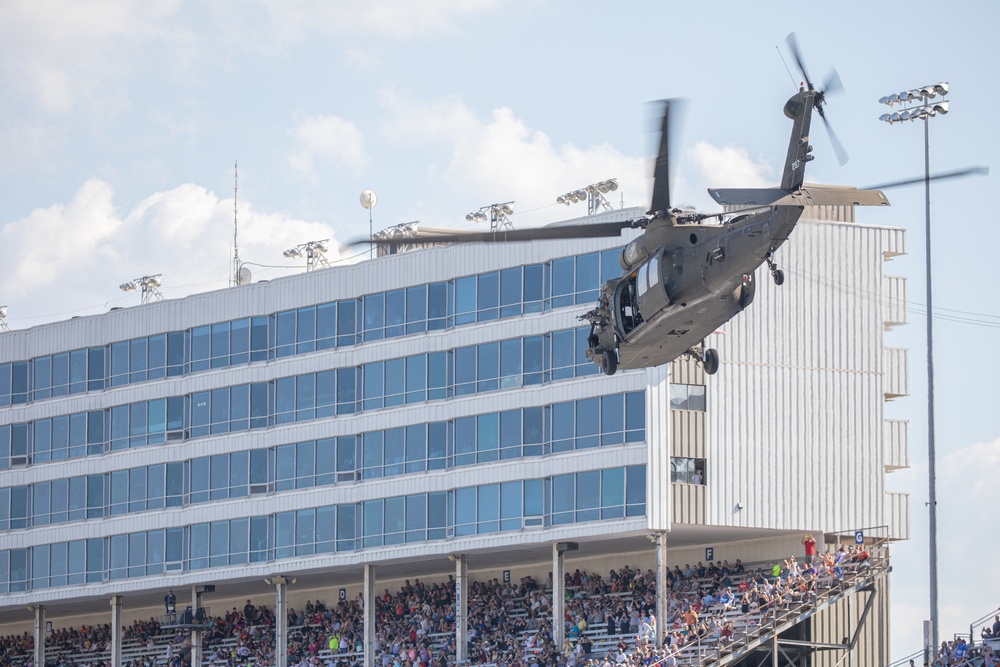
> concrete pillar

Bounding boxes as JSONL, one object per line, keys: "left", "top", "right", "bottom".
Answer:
{"left": 265, "top": 578, "right": 295, "bottom": 667}
{"left": 454, "top": 555, "right": 468, "bottom": 663}
{"left": 110, "top": 595, "right": 124, "bottom": 667}
{"left": 364, "top": 565, "right": 376, "bottom": 667}
{"left": 32, "top": 605, "right": 45, "bottom": 667}
{"left": 654, "top": 532, "right": 669, "bottom": 646}
{"left": 552, "top": 544, "right": 566, "bottom": 647}
{"left": 190, "top": 586, "right": 203, "bottom": 667}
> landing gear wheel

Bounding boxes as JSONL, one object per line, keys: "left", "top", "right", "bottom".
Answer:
{"left": 600, "top": 349, "right": 618, "bottom": 376}
{"left": 771, "top": 269, "right": 784, "bottom": 286}
{"left": 703, "top": 348, "right": 720, "bottom": 375}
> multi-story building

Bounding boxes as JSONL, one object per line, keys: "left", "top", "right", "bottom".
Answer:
{"left": 0, "top": 205, "right": 909, "bottom": 666}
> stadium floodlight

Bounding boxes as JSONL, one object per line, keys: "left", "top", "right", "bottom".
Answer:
{"left": 878, "top": 80, "right": 952, "bottom": 660}
{"left": 556, "top": 179, "right": 618, "bottom": 215}
{"left": 284, "top": 240, "right": 331, "bottom": 272}
{"left": 0, "top": 305, "right": 8, "bottom": 332}
{"left": 120, "top": 275, "right": 163, "bottom": 304}
{"left": 467, "top": 202, "right": 515, "bottom": 232}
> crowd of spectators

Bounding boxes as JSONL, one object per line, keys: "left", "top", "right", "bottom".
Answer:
{"left": 0, "top": 544, "right": 882, "bottom": 667}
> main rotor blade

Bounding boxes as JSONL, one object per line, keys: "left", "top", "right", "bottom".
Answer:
{"left": 347, "top": 220, "right": 633, "bottom": 247}
{"left": 649, "top": 98, "right": 682, "bottom": 215}
{"left": 864, "top": 166, "right": 989, "bottom": 191}
{"left": 785, "top": 32, "right": 812, "bottom": 89}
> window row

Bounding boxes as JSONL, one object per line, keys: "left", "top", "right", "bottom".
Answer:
{"left": 0, "top": 393, "right": 646, "bottom": 528}
{"left": 0, "top": 327, "right": 604, "bottom": 469}
{"left": 0, "top": 250, "right": 621, "bottom": 406}
{"left": 2, "top": 465, "right": 645, "bottom": 592}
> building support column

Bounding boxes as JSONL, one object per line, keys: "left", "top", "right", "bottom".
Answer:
{"left": 190, "top": 586, "right": 203, "bottom": 667}
{"left": 453, "top": 555, "right": 468, "bottom": 663}
{"left": 552, "top": 542, "right": 577, "bottom": 647}
{"left": 266, "top": 576, "right": 297, "bottom": 667}
{"left": 364, "top": 564, "right": 376, "bottom": 667}
{"left": 110, "top": 595, "right": 124, "bottom": 667}
{"left": 653, "top": 531, "right": 669, "bottom": 646}
{"left": 32, "top": 605, "right": 45, "bottom": 667}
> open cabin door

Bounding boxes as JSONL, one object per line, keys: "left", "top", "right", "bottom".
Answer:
{"left": 616, "top": 249, "right": 671, "bottom": 338}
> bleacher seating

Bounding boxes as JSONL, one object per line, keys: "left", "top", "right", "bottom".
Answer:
{"left": 0, "top": 542, "right": 888, "bottom": 667}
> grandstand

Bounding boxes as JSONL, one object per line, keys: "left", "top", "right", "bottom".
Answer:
{"left": 0, "top": 205, "right": 909, "bottom": 667}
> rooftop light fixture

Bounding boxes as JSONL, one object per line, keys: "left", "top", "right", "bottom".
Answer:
{"left": 556, "top": 179, "right": 618, "bottom": 215}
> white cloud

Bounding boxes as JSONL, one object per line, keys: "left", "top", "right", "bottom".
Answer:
{"left": 378, "top": 92, "right": 650, "bottom": 227}
{"left": 251, "top": 0, "right": 501, "bottom": 43}
{"left": 887, "top": 434, "right": 1000, "bottom": 655}
{"left": 288, "top": 115, "right": 369, "bottom": 181}
{"left": 0, "top": 0, "right": 180, "bottom": 115}
{"left": 687, "top": 141, "right": 774, "bottom": 189}
{"left": 0, "top": 180, "right": 340, "bottom": 327}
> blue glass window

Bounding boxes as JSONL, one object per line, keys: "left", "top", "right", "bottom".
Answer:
{"left": 406, "top": 286, "right": 427, "bottom": 334}
{"left": 454, "top": 276, "right": 476, "bottom": 325}
{"left": 384, "top": 289, "right": 405, "bottom": 339}
{"left": 363, "top": 293, "right": 384, "bottom": 342}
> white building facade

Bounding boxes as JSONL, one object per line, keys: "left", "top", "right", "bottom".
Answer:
{"left": 0, "top": 207, "right": 908, "bottom": 664}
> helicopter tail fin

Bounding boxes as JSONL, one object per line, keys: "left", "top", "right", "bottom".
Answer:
{"left": 709, "top": 185, "right": 889, "bottom": 208}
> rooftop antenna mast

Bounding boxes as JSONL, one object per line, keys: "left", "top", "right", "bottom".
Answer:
{"left": 360, "top": 189, "right": 378, "bottom": 258}
{"left": 232, "top": 160, "right": 241, "bottom": 287}
{"left": 231, "top": 162, "right": 253, "bottom": 286}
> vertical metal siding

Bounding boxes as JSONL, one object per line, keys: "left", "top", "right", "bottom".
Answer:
{"left": 883, "top": 275, "right": 908, "bottom": 329}
{"left": 670, "top": 410, "right": 705, "bottom": 459}
{"left": 669, "top": 356, "right": 705, "bottom": 385}
{"left": 811, "top": 580, "right": 891, "bottom": 667}
{"left": 884, "top": 347, "right": 909, "bottom": 399}
{"left": 886, "top": 491, "right": 910, "bottom": 540}
{"left": 883, "top": 419, "right": 909, "bottom": 471}
{"left": 706, "top": 220, "right": 891, "bottom": 533}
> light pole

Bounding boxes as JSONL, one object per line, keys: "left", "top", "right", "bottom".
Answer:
{"left": 878, "top": 81, "right": 950, "bottom": 661}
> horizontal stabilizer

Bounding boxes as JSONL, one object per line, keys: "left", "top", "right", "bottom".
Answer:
{"left": 708, "top": 188, "right": 790, "bottom": 206}
{"left": 784, "top": 185, "right": 889, "bottom": 207}
{"left": 709, "top": 185, "right": 889, "bottom": 207}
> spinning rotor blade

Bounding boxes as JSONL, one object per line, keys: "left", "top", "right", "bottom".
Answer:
{"left": 823, "top": 68, "right": 844, "bottom": 96}
{"left": 649, "top": 98, "right": 684, "bottom": 215}
{"left": 819, "top": 113, "right": 849, "bottom": 166}
{"left": 786, "top": 32, "right": 849, "bottom": 165}
{"left": 864, "top": 166, "right": 989, "bottom": 191}
{"left": 785, "top": 32, "right": 813, "bottom": 90}
{"left": 347, "top": 220, "right": 633, "bottom": 247}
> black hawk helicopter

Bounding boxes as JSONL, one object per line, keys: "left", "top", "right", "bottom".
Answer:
{"left": 357, "top": 37, "right": 984, "bottom": 377}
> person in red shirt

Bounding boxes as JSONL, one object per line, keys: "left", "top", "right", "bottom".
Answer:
{"left": 802, "top": 534, "right": 817, "bottom": 565}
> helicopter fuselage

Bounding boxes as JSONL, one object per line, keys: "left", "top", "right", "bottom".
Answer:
{"left": 590, "top": 204, "right": 803, "bottom": 372}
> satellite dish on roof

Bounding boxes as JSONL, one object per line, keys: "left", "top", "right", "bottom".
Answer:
{"left": 237, "top": 265, "right": 253, "bottom": 286}
{"left": 360, "top": 189, "right": 377, "bottom": 209}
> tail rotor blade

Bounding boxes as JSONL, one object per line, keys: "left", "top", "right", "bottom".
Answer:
{"left": 823, "top": 68, "right": 844, "bottom": 96}
{"left": 785, "top": 32, "right": 812, "bottom": 89}
{"left": 820, "top": 113, "right": 849, "bottom": 166}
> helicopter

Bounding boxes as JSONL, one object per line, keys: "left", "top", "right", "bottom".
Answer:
{"left": 356, "top": 36, "right": 985, "bottom": 377}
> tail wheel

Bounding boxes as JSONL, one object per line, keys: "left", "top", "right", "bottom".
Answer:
{"left": 601, "top": 349, "right": 618, "bottom": 376}
{"left": 703, "top": 348, "right": 720, "bottom": 375}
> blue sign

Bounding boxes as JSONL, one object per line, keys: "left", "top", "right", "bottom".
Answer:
{"left": 854, "top": 530, "right": 864, "bottom": 545}
{"left": 705, "top": 547, "right": 714, "bottom": 561}
{"left": 339, "top": 588, "right": 347, "bottom": 600}
{"left": 503, "top": 569, "right": 511, "bottom": 583}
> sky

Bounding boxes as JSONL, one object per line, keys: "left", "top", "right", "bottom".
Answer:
{"left": 1, "top": 0, "right": 998, "bottom": 657}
